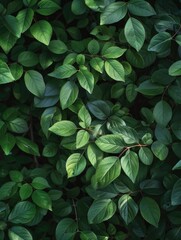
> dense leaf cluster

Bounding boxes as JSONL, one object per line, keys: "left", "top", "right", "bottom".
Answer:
{"left": 0, "top": 0, "right": 181, "bottom": 239}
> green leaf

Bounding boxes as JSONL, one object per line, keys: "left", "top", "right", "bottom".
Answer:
{"left": 18, "top": 51, "right": 38, "bottom": 67}
{"left": 136, "top": 80, "right": 164, "bottom": 96}
{"left": 140, "top": 197, "right": 160, "bottom": 227}
{"left": 32, "top": 177, "right": 50, "bottom": 190}
{"left": 110, "top": 126, "right": 139, "bottom": 144}
{"left": 16, "top": 8, "right": 34, "bottom": 33}
{"left": 171, "top": 179, "right": 181, "bottom": 206}
{"left": 96, "top": 134, "right": 125, "bottom": 153}
{"left": 121, "top": 150, "right": 139, "bottom": 183}
{"left": 76, "top": 130, "right": 90, "bottom": 148}
{"left": 153, "top": 100, "right": 172, "bottom": 127}
{"left": 87, "top": 199, "right": 116, "bottom": 224}
{"left": 60, "top": 81, "right": 79, "bottom": 109}
{"left": 90, "top": 57, "right": 104, "bottom": 73}
{"left": 71, "top": 0, "right": 87, "bottom": 15}
{"left": 124, "top": 17, "right": 145, "bottom": 51}
{"left": 100, "top": 2, "right": 127, "bottom": 25}
{"left": 56, "top": 218, "right": 77, "bottom": 240}
{"left": 9, "top": 170, "right": 23, "bottom": 183}
{"left": 66, "top": 153, "right": 86, "bottom": 178}
{"left": 87, "top": 100, "right": 111, "bottom": 120}
{"left": 8, "top": 226, "right": 33, "bottom": 240}
{"left": 148, "top": 32, "right": 171, "bottom": 52}
{"left": 0, "top": 60, "right": 15, "bottom": 84}
{"left": 102, "top": 46, "right": 126, "bottom": 59}
{"left": 171, "top": 121, "right": 181, "bottom": 140}
{"left": 2, "top": 15, "right": 21, "bottom": 38}
{"left": 32, "top": 190, "right": 52, "bottom": 210}
{"left": 166, "top": 227, "right": 181, "bottom": 240}
{"left": 8, "top": 201, "right": 36, "bottom": 224}
{"left": 49, "top": 64, "right": 77, "bottom": 79}
{"left": 48, "top": 40, "right": 68, "bottom": 54}
{"left": 49, "top": 120, "right": 77, "bottom": 137}
{"left": 126, "top": 84, "right": 137, "bottom": 102}
{"left": 0, "top": 27, "right": 18, "bottom": 54}
{"left": 19, "top": 184, "right": 33, "bottom": 201}
{"left": 118, "top": 194, "right": 138, "bottom": 225}
{"left": 24, "top": 70, "right": 45, "bottom": 97}
{"left": 8, "top": 118, "right": 28, "bottom": 133}
{"left": 128, "top": 0, "right": 156, "bottom": 17}
{"left": 88, "top": 39, "right": 100, "bottom": 54}
{"left": 78, "top": 105, "right": 92, "bottom": 127}
{"left": 138, "top": 147, "right": 153, "bottom": 165}
{"left": 80, "top": 231, "right": 97, "bottom": 240}
{"left": 91, "top": 156, "right": 121, "bottom": 189}
{"left": 0, "top": 182, "right": 17, "bottom": 200}
{"left": 30, "top": 20, "right": 52, "bottom": 45}
{"left": 10, "top": 63, "right": 23, "bottom": 80}
{"left": 77, "top": 66, "right": 95, "bottom": 93}
{"left": 105, "top": 60, "right": 125, "bottom": 81}
{"left": 42, "top": 143, "right": 58, "bottom": 157}
{"left": 172, "top": 160, "right": 181, "bottom": 170}
{"left": 151, "top": 141, "right": 168, "bottom": 160}
{"left": 16, "top": 137, "right": 40, "bottom": 156}
{"left": 87, "top": 143, "right": 103, "bottom": 167}
{"left": 36, "top": 0, "right": 60, "bottom": 16}
{"left": 169, "top": 61, "right": 181, "bottom": 76}
{"left": 0, "top": 133, "right": 15, "bottom": 155}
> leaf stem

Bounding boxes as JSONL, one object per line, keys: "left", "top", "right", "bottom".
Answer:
{"left": 118, "top": 144, "right": 147, "bottom": 158}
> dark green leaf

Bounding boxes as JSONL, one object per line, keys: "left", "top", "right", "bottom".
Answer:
{"left": 140, "top": 197, "right": 160, "bottom": 227}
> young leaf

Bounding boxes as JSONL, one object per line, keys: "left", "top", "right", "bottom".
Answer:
{"left": 140, "top": 197, "right": 160, "bottom": 227}
{"left": 105, "top": 60, "right": 125, "bottom": 81}
{"left": 121, "top": 150, "right": 139, "bottom": 183}
{"left": 87, "top": 199, "right": 116, "bottom": 224}
{"left": 91, "top": 156, "right": 121, "bottom": 189}
{"left": 60, "top": 81, "right": 79, "bottom": 109}
{"left": 118, "top": 194, "right": 138, "bottom": 225}
{"left": 153, "top": 100, "right": 172, "bottom": 127}
{"left": 30, "top": 20, "right": 52, "bottom": 45}
{"left": 49, "top": 120, "right": 77, "bottom": 137}
{"left": 66, "top": 153, "right": 86, "bottom": 178}
{"left": 124, "top": 17, "right": 145, "bottom": 52}
{"left": 24, "top": 70, "right": 45, "bottom": 97}
{"left": 100, "top": 2, "right": 127, "bottom": 25}
{"left": 128, "top": 0, "right": 156, "bottom": 17}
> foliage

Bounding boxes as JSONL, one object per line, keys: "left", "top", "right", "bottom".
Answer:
{"left": 0, "top": 0, "right": 181, "bottom": 239}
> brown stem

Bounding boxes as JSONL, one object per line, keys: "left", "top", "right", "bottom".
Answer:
{"left": 118, "top": 144, "right": 147, "bottom": 158}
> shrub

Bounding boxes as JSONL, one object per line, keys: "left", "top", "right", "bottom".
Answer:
{"left": 0, "top": 0, "right": 181, "bottom": 239}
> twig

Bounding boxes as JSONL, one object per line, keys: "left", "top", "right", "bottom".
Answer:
{"left": 118, "top": 144, "right": 147, "bottom": 158}
{"left": 30, "top": 115, "right": 39, "bottom": 167}
{"left": 72, "top": 199, "right": 79, "bottom": 232}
